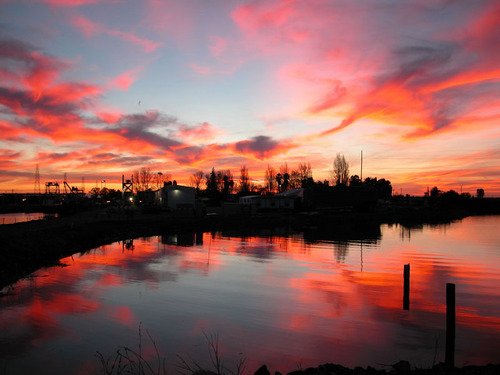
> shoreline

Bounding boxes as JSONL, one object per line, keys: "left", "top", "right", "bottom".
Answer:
{"left": 1, "top": 207, "right": 497, "bottom": 291}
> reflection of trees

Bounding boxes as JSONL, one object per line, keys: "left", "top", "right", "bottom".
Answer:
{"left": 334, "top": 241, "right": 349, "bottom": 262}
{"left": 303, "top": 223, "right": 381, "bottom": 243}
{"left": 398, "top": 224, "right": 423, "bottom": 240}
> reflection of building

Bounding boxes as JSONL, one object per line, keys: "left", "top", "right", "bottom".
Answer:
{"left": 156, "top": 184, "right": 195, "bottom": 211}
{"left": 161, "top": 232, "right": 201, "bottom": 246}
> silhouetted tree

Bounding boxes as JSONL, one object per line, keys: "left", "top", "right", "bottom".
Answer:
{"left": 276, "top": 173, "right": 282, "bottom": 192}
{"left": 438, "top": 189, "right": 461, "bottom": 208}
{"left": 278, "top": 163, "right": 290, "bottom": 191}
{"left": 282, "top": 172, "right": 290, "bottom": 191}
{"left": 289, "top": 170, "right": 302, "bottom": 189}
{"left": 332, "top": 153, "right": 349, "bottom": 185}
{"left": 206, "top": 168, "right": 218, "bottom": 193}
{"left": 349, "top": 174, "right": 362, "bottom": 187}
{"left": 280, "top": 162, "right": 289, "bottom": 176}
{"left": 302, "top": 177, "right": 315, "bottom": 188}
{"left": 155, "top": 171, "right": 171, "bottom": 189}
{"left": 265, "top": 165, "right": 276, "bottom": 193}
{"left": 133, "top": 167, "right": 154, "bottom": 192}
{"left": 190, "top": 171, "right": 204, "bottom": 191}
{"left": 430, "top": 186, "right": 441, "bottom": 198}
{"left": 476, "top": 188, "right": 485, "bottom": 198}
{"left": 222, "top": 172, "right": 234, "bottom": 197}
{"left": 239, "top": 165, "right": 250, "bottom": 194}
{"left": 217, "top": 169, "right": 233, "bottom": 195}
{"left": 98, "top": 188, "right": 122, "bottom": 202}
{"left": 298, "top": 162, "right": 312, "bottom": 181}
{"left": 363, "top": 177, "right": 392, "bottom": 200}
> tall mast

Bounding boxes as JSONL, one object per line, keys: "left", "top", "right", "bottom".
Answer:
{"left": 360, "top": 150, "right": 363, "bottom": 181}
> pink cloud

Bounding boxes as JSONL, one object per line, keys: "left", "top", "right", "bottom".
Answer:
{"left": 95, "top": 110, "right": 123, "bottom": 124}
{"left": 189, "top": 63, "right": 212, "bottom": 75}
{"left": 208, "top": 36, "right": 228, "bottom": 58}
{"left": 70, "top": 15, "right": 162, "bottom": 53}
{"left": 143, "top": 0, "right": 194, "bottom": 39}
{"left": 176, "top": 122, "right": 223, "bottom": 142}
{"left": 71, "top": 15, "right": 101, "bottom": 37}
{"left": 232, "top": 0, "right": 296, "bottom": 37}
{"left": 107, "top": 30, "right": 162, "bottom": 53}
{"left": 111, "top": 69, "right": 140, "bottom": 91}
{"left": 189, "top": 61, "right": 243, "bottom": 76}
{"left": 35, "top": 0, "right": 112, "bottom": 6}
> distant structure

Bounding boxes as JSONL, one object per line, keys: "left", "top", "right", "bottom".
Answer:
{"left": 81, "top": 176, "right": 85, "bottom": 193}
{"left": 34, "top": 164, "right": 41, "bottom": 194}
{"left": 63, "top": 173, "right": 68, "bottom": 193}
{"left": 63, "top": 173, "right": 84, "bottom": 194}
{"left": 45, "top": 181, "right": 60, "bottom": 194}
{"left": 122, "top": 175, "right": 133, "bottom": 200}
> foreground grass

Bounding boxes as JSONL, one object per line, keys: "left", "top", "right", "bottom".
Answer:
{"left": 96, "top": 326, "right": 245, "bottom": 375}
{"left": 95, "top": 326, "right": 500, "bottom": 375}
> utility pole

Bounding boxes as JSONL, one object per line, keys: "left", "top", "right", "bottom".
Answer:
{"left": 34, "top": 164, "right": 41, "bottom": 195}
{"left": 360, "top": 150, "right": 363, "bottom": 181}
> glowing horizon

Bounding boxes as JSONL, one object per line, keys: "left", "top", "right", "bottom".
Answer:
{"left": 1, "top": 0, "right": 499, "bottom": 196}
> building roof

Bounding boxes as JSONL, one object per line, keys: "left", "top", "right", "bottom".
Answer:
{"left": 162, "top": 184, "right": 195, "bottom": 192}
{"left": 276, "top": 188, "right": 304, "bottom": 198}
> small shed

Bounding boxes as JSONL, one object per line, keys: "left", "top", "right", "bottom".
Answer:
{"left": 158, "top": 184, "right": 195, "bottom": 210}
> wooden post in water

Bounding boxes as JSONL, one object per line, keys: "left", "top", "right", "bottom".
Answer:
{"left": 403, "top": 264, "right": 410, "bottom": 310}
{"left": 445, "top": 283, "right": 456, "bottom": 368}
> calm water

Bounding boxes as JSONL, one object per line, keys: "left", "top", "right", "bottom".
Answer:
{"left": 1, "top": 216, "right": 499, "bottom": 374}
{"left": 0, "top": 212, "right": 56, "bottom": 225}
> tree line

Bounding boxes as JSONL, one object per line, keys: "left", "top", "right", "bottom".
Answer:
{"left": 128, "top": 153, "right": 392, "bottom": 200}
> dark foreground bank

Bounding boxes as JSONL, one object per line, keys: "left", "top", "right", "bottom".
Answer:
{"left": 249, "top": 362, "right": 500, "bottom": 375}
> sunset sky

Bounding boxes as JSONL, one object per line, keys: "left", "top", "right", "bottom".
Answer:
{"left": 1, "top": 0, "right": 499, "bottom": 196}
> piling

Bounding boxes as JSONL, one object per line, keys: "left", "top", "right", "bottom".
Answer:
{"left": 403, "top": 264, "right": 410, "bottom": 310}
{"left": 445, "top": 282, "right": 456, "bottom": 368}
